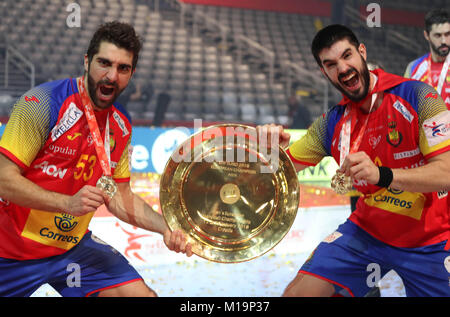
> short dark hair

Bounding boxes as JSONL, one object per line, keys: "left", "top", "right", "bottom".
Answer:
{"left": 311, "top": 24, "right": 360, "bottom": 67}
{"left": 86, "top": 21, "right": 142, "bottom": 70}
{"left": 425, "top": 9, "right": 450, "bottom": 33}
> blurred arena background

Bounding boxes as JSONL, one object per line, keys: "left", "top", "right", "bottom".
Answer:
{"left": 0, "top": 0, "right": 444, "bottom": 297}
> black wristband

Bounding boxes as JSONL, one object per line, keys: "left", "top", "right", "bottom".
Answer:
{"left": 376, "top": 166, "right": 393, "bottom": 188}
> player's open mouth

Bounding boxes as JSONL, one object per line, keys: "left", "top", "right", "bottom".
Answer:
{"left": 340, "top": 71, "right": 360, "bottom": 91}
{"left": 98, "top": 85, "right": 116, "bottom": 101}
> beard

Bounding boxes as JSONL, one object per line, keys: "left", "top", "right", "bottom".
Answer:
{"left": 86, "top": 65, "right": 123, "bottom": 109}
{"left": 430, "top": 42, "right": 450, "bottom": 58}
{"left": 327, "top": 55, "right": 371, "bottom": 103}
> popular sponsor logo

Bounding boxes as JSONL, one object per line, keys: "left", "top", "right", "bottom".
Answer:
{"left": 48, "top": 144, "right": 77, "bottom": 157}
{"left": 423, "top": 111, "right": 450, "bottom": 147}
{"left": 34, "top": 161, "right": 68, "bottom": 179}
{"left": 51, "top": 102, "right": 83, "bottom": 141}
{"left": 393, "top": 147, "right": 420, "bottom": 160}
{"left": 393, "top": 101, "right": 414, "bottom": 123}
{"left": 113, "top": 111, "right": 129, "bottom": 137}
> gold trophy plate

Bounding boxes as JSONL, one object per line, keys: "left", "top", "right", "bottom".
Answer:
{"left": 160, "top": 124, "right": 299, "bottom": 263}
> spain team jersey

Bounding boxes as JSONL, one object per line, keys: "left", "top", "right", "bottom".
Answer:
{"left": 404, "top": 53, "right": 450, "bottom": 109}
{"left": 288, "top": 69, "right": 450, "bottom": 248}
{"left": 0, "top": 78, "right": 132, "bottom": 260}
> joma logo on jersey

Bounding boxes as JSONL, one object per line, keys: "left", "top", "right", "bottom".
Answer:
{"left": 34, "top": 161, "right": 68, "bottom": 179}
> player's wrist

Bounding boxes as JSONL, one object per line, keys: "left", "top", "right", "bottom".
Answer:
{"left": 376, "top": 166, "right": 393, "bottom": 188}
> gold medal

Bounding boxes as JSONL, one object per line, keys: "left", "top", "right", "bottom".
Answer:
{"left": 331, "top": 171, "right": 352, "bottom": 195}
{"left": 334, "top": 80, "right": 379, "bottom": 195}
{"left": 96, "top": 175, "right": 117, "bottom": 199}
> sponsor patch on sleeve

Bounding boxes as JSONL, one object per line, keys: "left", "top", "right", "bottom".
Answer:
{"left": 422, "top": 111, "right": 450, "bottom": 147}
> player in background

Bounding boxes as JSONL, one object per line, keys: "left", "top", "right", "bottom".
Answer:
{"left": 404, "top": 9, "right": 450, "bottom": 109}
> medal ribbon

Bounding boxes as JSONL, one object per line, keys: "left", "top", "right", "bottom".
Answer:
{"left": 339, "top": 76, "right": 378, "bottom": 167}
{"left": 77, "top": 76, "right": 112, "bottom": 177}
{"left": 426, "top": 54, "right": 450, "bottom": 95}
{"left": 436, "top": 54, "right": 449, "bottom": 95}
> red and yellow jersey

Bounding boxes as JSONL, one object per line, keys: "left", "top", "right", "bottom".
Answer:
{"left": 0, "top": 78, "right": 132, "bottom": 260}
{"left": 404, "top": 53, "right": 450, "bottom": 109}
{"left": 288, "top": 69, "right": 450, "bottom": 248}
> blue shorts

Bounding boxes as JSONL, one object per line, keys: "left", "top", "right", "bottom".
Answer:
{"left": 300, "top": 220, "right": 450, "bottom": 297}
{"left": 0, "top": 232, "right": 142, "bottom": 297}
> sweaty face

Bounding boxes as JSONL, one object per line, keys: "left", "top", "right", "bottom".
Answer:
{"left": 319, "top": 39, "right": 371, "bottom": 103}
{"left": 426, "top": 22, "right": 450, "bottom": 58}
{"left": 84, "top": 41, "right": 134, "bottom": 110}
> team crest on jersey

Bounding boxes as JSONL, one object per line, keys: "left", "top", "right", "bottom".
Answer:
{"left": 109, "top": 130, "right": 116, "bottom": 153}
{"left": 386, "top": 119, "right": 403, "bottom": 147}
